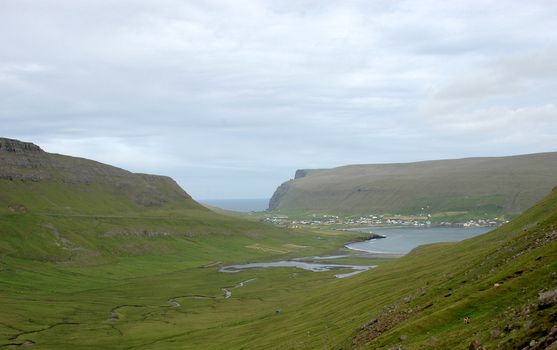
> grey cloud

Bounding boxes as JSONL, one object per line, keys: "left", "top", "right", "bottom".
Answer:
{"left": 1, "top": 0, "right": 557, "bottom": 199}
{"left": 433, "top": 50, "right": 557, "bottom": 102}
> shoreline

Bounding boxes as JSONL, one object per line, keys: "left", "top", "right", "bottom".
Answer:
{"left": 346, "top": 224, "right": 496, "bottom": 231}
{"left": 344, "top": 232, "right": 387, "bottom": 245}
{"left": 343, "top": 243, "right": 402, "bottom": 257}
{"left": 344, "top": 225, "right": 491, "bottom": 255}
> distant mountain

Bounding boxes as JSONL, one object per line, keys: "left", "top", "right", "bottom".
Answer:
{"left": 269, "top": 153, "right": 557, "bottom": 219}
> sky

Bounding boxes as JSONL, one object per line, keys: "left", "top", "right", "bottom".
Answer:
{"left": 1, "top": 0, "right": 556, "bottom": 200}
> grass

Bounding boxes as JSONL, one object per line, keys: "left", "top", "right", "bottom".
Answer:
{"left": 0, "top": 225, "right": 361, "bottom": 349}
{"left": 1, "top": 187, "right": 556, "bottom": 349}
{"left": 1, "top": 147, "right": 556, "bottom": 348}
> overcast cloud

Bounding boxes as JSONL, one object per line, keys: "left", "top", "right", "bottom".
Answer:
{"left": 1, "top": 0, "right": 556, "bottom": 199}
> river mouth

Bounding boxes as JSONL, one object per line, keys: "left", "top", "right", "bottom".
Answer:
{"left": 219, "top": 260, "right": 376, "bottom": 278}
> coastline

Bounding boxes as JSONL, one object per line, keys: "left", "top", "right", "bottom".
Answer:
{"left": 344, "top": 243, "right": 400, "bottom": 257}
{"left": 344, "top": 232, "right": 386, "bottom": 245}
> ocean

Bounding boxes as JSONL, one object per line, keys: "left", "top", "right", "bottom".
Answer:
{"left": 199, "top": 198, "right": 269, "bottom": 212}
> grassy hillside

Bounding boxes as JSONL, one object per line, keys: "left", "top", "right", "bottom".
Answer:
{"left": 1, "top": 178, "right": 554, "bottom": 349}
{"left": 0, "top": 138, "right": 367, "bottom": 348}
{"left": 1, "top": 138, "right": 556, "bottom": 349}
{"left": 181, "top": 186, "right": 555, "bottom": 350}
{"left": 327, "top": 186, "right": 557, "bottom": 349}
{"left": 0, "top": 137, "right": 203, "bottom": 215}
{"left": 269, "top": 153, "right": 557, "bottom": 220}
{"left": 0, "top": 138, "right": 276, "bottom": 261}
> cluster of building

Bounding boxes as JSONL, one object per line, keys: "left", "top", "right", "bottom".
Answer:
{"left": 439, "top": 219, "right": 506, "bottom": 227}
{"left": 262, "top": 214, "right": 508, "bottom": 229}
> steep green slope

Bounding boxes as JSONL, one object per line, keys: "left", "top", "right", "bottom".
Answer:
{"left": 170, "top": 187, "right": 555, "bottom": 350}
{"left": 0, "top": 141, "right": 367, "bottom": 349}
{"left": 0, "top": 137, "right": 298, "bottom": 262}
{"left": 1, "top": 138, "right": 556, "bottom": 349}
{"left": 0, "top": 137, "right": 203, "bottom": 215}
{"left": 241, "top": 187, "right": 557, "bottom": 349}
{"left": 269, "top": 153, "right": 557, "bottom": 219}
{"left": 344, "top": 185, "right": 557, "bottom": 349}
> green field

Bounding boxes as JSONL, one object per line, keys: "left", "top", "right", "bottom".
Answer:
{"left": 2, "top": 187, "right": 556, "bottom": 349}
{"left": 0, "top": 222, "right": 362, "bottom": 349}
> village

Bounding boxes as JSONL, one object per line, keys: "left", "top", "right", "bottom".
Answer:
{"left": 261, "top": 213, "right": 507, "bottom": 229}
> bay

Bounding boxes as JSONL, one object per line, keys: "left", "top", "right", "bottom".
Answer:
{"left": 347, "top": 226, "right": 492, "bottom": 254}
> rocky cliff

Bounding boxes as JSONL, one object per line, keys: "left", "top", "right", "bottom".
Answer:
{"left": 0, "top": 137, "right": 43, "bottom": 153}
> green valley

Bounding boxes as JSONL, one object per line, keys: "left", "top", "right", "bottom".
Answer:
{"left": 4, "top": 1, "right": 557, "bottom": 349}
{"left": 1, "top": 138, "right": 556, "bottom": 349}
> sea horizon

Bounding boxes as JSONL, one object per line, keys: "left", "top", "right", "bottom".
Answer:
{"left": 199, "top": 198, "right": 270, "bottom": 212}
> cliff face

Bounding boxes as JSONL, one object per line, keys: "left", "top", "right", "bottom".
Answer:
{"left": 268, "top": 180, "right": 292, "bottom": 211}
{"left": 0, "top": 138, "right": 49, "bottom": 181}
{"left": 0, "top": 138, "right": 43, "bottom": 153}
{"left": 294, "top": 169, "right": 308, "bottom": 179}
{"left": 268, "top": 169, "right": 322, "bottom": 210}
{"left": 268, "top": 153, "right": 557, "bottom": 216}
{"left": 0, "top": 137, "right": 198, "bottom": 210}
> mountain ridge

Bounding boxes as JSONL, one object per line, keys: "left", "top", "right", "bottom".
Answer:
{"left": 0, "top": 137, "right": 287, "bottom": 262}
{"left": 0, "top": 137, "right": 198, "bottom": 211}
{"left": 269, "top": 152, "right": 557, "bottom": 219}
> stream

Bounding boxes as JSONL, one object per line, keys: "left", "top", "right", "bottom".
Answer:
{"left": 222, "top": 278, "right": 257, "bottom": 299}
{"left": 220, "top": 261, "right": 376, "bottom": 278}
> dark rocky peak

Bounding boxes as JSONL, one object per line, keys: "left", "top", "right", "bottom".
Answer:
{"left": 0, "top": 138, "right": 43, "bottom": 153}
{"left": 294, "top": 169, "right": 308, "bottom": 179}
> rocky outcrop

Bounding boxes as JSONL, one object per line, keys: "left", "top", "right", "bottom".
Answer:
{"left": 0, "top": 138, "right": 49, "bottom": 181}
{"left": 0, "top": 138, "right": 43, "bottom": 153}
{"left": 537, "top": 288, "right": 557, "bottom": 310}
{"left": 521, "top": 325, "right": 557, "bottom": 350}
{"left": 268, "top": 180, "right": 292, "bottom": 211}
{"left": 294, "top": 169, "right": 308, "bottom": 179}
